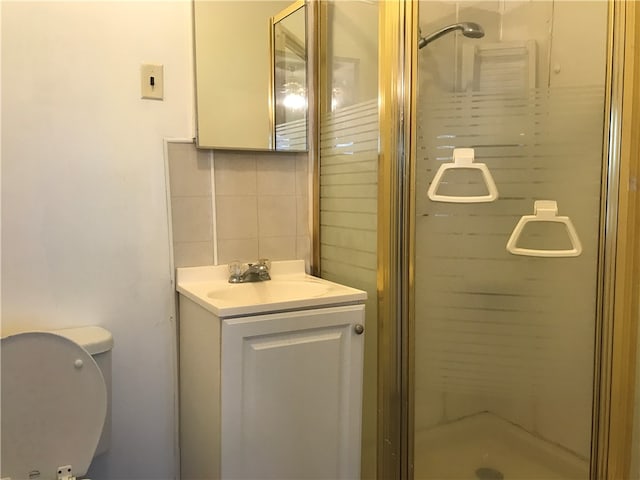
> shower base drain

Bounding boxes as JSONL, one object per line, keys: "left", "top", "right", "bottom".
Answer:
{"left": 475, "top": 467, "right": 504, "bottom": 480}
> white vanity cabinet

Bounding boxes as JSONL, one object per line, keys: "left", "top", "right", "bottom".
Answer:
{"left": 176, "top": 261, "right": 367, "bottom": 480}
{"left": 222, "top": 304, "right": 364, "bottom": 479}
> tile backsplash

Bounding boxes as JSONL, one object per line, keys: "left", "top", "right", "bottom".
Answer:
{"left": 167, "top": 142, "right": 215, "bottom": 267}
{"left": 167, "top": 141, "right": 310, "bottom": 270}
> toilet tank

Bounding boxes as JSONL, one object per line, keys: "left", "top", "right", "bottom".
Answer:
{"left": 51, "top": 326, "right": 113, "bottom": 456}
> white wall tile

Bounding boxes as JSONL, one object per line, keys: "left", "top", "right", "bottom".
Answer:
{"left": 258, "top": 195, "right": 297, "bottom": 237}
{"left": 217, "top": 238, "right": 259, "bottom": 264}
{"left": 173, "top": 241, "right": 214, "bottom": 268}
{"left": 295, "top": 153, "right": 309, "bottom": 196}
{"left": 171, "top": 196, "right": 213, "bottom": 243}
{"left": 259, "top": 236, "right": 297, "bottom": 260}
{"left": 168, "top": 143, "right": 311, "bottom": 268}
{"left": 296, "top": 236, "right": 310, "bottom": 262}
{"left": 216, "top": 195, "right": 258, "bottom": 240}
{"left": 256, "top": 155, "right": 296, "bottom": 195}
{"left": 213, "top": 151, "right": 257, "bottom": 196}
{"left": 296, "top": 195, "right": 309, "bottom": 236}
{"left": 168, "top": 143, "right": 212, "bottom": 197}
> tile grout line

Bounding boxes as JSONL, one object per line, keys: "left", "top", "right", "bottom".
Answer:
{"left": 210, "top": 149, "right": 218, "bottom": 266}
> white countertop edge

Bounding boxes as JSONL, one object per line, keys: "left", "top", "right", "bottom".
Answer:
{"left": 176, "top": 260, "right": 367, "bottom": 318}
{"left": 178, "top": 288, "right": 366, "bottom": 318}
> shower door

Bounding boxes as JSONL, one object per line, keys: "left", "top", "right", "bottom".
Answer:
{"left": 316, "top": 1, "right": 380, "bottom": 477}
{"left": 412, "top": 1, "right": 609, "bottom": 478}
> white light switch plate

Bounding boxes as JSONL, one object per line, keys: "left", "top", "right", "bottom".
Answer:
{"left": 141, "top": 63, "right": 163, "bottom": 100}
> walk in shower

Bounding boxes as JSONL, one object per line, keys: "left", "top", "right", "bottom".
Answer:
{"left": 316, "top": 1, "right": 638, "bottom": 479}
{"left": 413, "top": 1, "right": 606, "bottom": 478}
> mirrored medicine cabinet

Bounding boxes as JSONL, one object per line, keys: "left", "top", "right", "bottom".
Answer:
{"left": 193, "top": 0, "right": 308, "bottom": 152}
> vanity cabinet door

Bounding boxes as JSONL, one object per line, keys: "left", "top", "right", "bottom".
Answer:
{"left": 221, "top": 304, "right": 365, "bottom": 480}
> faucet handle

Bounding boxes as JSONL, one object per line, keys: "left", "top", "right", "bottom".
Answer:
{"left": 228, "top": 261, "right": 244, "bottom": 283}
{"left": 257, "top": 258, "right": 271, "bottom": 270}
{"left": 252, "top": 259, "right": 271, "bottom": 281}
{"left": 228, "top": 261, "right": 244, "bottom": 274}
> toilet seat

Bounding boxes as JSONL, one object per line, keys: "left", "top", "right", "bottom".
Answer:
{"left": 1, "top": 332, "right": 107, "bottom": 480}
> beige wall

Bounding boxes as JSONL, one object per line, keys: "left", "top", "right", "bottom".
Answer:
{"left": 2, "top": 2, "right": 193, "bottom": 478}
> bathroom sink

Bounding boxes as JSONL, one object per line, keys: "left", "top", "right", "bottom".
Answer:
{"left": 176, "top": 260, "right": 366, "bottom": 317}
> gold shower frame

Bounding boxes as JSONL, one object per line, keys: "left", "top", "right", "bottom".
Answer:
{"left": 376, "top": 1, "right": 640, "bottom": 479}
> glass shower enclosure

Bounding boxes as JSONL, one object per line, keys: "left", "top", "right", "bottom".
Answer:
{"left": 374, "top": 0, "right": 638, "bottom": 478}
{"left": 412, "top": 1, "right": 607, "bottom": 478}
{"left": 318, "top": 0, "right": 637, "bottom": 478}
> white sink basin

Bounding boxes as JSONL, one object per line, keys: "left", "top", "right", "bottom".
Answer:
{"left": 176, "top": 260, "right": 367, "bottom": 317}
{"left": 207, "top": 280, "right": 330, "bottom": 305}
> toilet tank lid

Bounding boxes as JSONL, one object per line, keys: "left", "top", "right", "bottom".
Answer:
{"left": 50, "top": 326, "right": 114, "bottom": 354}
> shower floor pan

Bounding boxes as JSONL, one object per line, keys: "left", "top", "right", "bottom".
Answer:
{"left": 413, "top": 412, "right": 588, "bottom": 479}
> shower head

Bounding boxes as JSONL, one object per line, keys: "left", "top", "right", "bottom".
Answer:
{"left": 418, "top": 22, "right": 485, "bottom": 49}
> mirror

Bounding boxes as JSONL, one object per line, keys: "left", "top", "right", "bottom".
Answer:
{"left": 271, "top": 1, "right": 307, "bottom": 151}
{"left": 193, "top": 1, "right": 308, "bottom": 152}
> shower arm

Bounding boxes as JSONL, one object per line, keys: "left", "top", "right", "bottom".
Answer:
{"left": 418, "top": 24, "right": 463, "bottom": 48}
{"left": 418, "top": 22, "right": 484, "bottom": 49}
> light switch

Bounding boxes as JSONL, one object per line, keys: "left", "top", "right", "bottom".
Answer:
{"left": 141, "top": 63, "right": 164, "bottom": 100}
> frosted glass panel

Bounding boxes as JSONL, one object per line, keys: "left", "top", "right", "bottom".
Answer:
{"left": 321, "top": 99, "right": 378, "bottom": 479}
{"left": 413, "top": 1, "right": 608, "bottom": 478}
{"left": 321, "top": 99, "right": 378, "bottom": 285}
{"left": 318, "top": 1, "right": 378, "bottom": 477}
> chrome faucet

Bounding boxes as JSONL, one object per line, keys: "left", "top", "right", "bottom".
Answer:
{"left": 228, "top": 259, "right": 271, "bottom": 283}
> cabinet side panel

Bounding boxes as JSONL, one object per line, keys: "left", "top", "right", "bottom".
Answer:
{"left": 179, "top": 296, "right": 221, "bottom": 480}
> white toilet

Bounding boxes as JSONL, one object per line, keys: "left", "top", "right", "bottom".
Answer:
{"left": 1, "top": 326, "right": 113, "bottom": 480}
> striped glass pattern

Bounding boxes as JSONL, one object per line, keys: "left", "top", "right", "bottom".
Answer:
{"left": 320, "top": 99, "right": 378, "bottom": 289}
{"left": 275, "top": 117, "right": 307, "bottom": 151}
{"left": 414, "top": 86, "right": 605, "bottom": 462}
{"left": 319, "top": 98, "right": 378, "bottom": 477}
{"left": 318, "top": 3, "right": 379, "bottom": 476}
